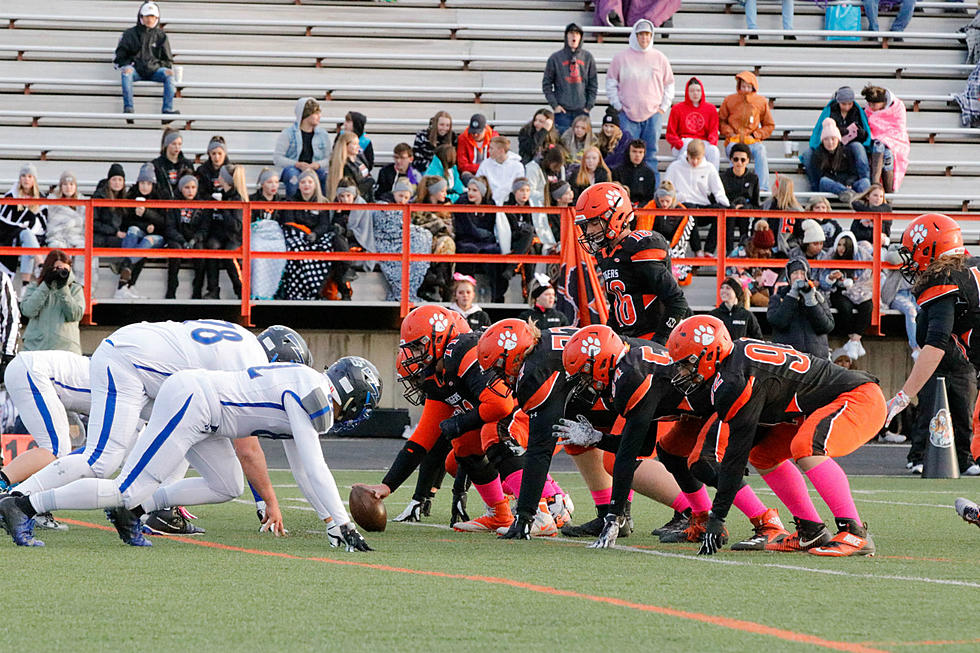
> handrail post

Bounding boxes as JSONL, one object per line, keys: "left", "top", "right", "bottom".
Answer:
{"left": 400, "top": 204, "right": 411, "bottom": 318}
{"left": 871, "top": 211, "right": 882, "bottom": 335}
{"left": 82, "top": 197, "right": 95, "bottom": 325}
{"left": 716, "top": 209, "right": 728, "bottom": 304}
{"left": 240, "top": 199, "right": 253, "bottom": 327}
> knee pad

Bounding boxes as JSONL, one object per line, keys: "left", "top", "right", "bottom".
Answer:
{"left": 456, "top": 454, "right": 497, "bottom": 486}
{"left": 690, "top": 460, "right": 719, "bottom": 488}
{"left": 486, "top": 442, "right": 523, "bottom": 479}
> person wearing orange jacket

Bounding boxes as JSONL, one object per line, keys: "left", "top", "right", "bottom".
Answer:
{"left": 719, "top": 71, "right": 775, "bottom": 192}
{"left": 457, "top": 113, "right": 499, "bottom": 176}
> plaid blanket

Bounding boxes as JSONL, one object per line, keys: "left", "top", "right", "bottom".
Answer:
{"left": 954, "top": 61, "right": 980, "bottom": 128}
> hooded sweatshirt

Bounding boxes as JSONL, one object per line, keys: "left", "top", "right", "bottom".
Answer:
{"left": 113, "top": 1, "right": 173, "bottom": 78}
{"left": 818, "top": 230, "right": 873, "bottom": 304}
{"left": 345, "top": 111, "right": 375, "bottom": 172}
{"left": 542, "top": 24, "right": 598, "bottom": 112}
{"left": 719, "top": 71, "right": 775, "bottom": 145}
{"left": 606, "top": 20, "right": 675, "bottom": 123}
{"left": 273, "top": 97, "right": 332, "bottom": 172}
{"left": 457, "top": 126, "right": 499, "bottom": 175}
{"left": 665, "top": 77, "right": 720, "bottom": 150}
{"left": 475, "top": 151, "right": 526, "bottom": 206}
{"left": 663, "top": 155, "right": 730, "bottom": 207}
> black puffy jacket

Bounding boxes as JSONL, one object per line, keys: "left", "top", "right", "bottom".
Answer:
{"left": 766, "top": 284, "right": 835, "bottom": 359}
{"left": 113, "top": 3, "right": 173, "bottom": 78}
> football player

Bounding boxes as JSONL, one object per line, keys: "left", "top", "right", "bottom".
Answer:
{"left": 574, "top": 182, "right": 691, "bottom": 344}
{"left": 0, "top": 357, "right": 379, "bottom": 550}
{"left": 667, "top": 315, "right": 886, "bottom": 557}
{"left": 561, "top": 324, "right": 788, "bottom": 549}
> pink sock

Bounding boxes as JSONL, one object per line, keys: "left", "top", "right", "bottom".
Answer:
{"left": 501, "top": 470, "right": 523, "bottom": 497}
{"left": 591, "top": 487, "right": 612, "bottom": 506}
{"left": 670, "top": 492, "right": 691, "bottom": 513}
{"left": 733, "top": 484, "right": 768, "bottom": 520}
{"left": 682, "top": 486, "right": 712, "bottom": 513}
{"left": 805, "top": 459, "right": 860, "bottom": 522}
{"left": 627, "top": 489, "right": 635, "bottom": 502}
{"left": 762, "top": 460, "right": 822, "bottom": 523}
{"left": 542, "top": 476, "right": 562, "bottom": 499}
{"left": 473, "top": 477, "right": 506, "bottom": 506}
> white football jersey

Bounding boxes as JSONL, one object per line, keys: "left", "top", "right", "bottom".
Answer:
{"left": 16, "top": 350, "right": 91, "bottom": 413}
{"left": 104, "top": 320, "right": 267, "bottom": 397}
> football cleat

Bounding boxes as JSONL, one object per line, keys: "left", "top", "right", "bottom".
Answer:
{"left": 533, "top": 501, "right": 558, "bottom": 536}
{"left": 453, "top": 500, "right": 513, "bottom": 533}
{"left": 0, "top": 496, "right": 43, "bottom": 546}
{"left": 561, "top": 504, "right": 631, "bottom": 538}
{"left": 660, "top": 511, "right": 726, "bottom": 544}
{"left": 954, "top": 498, "right": 980, "bottom": 527}
{"left": 766, "top": 517, "right": 833, "bottom": 552}
{"left": 546, "top": 493, "right": 574, "bottom": 529}
{"left": 143, "top": 507, "right": 206, "bottom": 535}
{"left": 497, "top": 515, "right": 532, "bottom": 539}
{"left": 731, "top": 508, "right": 790, "bottom": 551}
{"left": 104, "top": 507, "right": 152, "bottom": 547}
{"left": 653, "top": 509, "right": 691, "bottom": 538}
{"left": 496, "top": 508, "right": 558, "bottom": 537}
{"left": 326, "top": 518, "right": 344, "bottom": 547}
{"left": 809, "top": 519, "right": 875, "bottom": 557}
{"left": 421, "top": 496, "right": 433, "bottom": 517}
{"left": 34, "top": 512, "right": 69, "bottom": 532}
{"left": 449, "top": 491, "right": 469, "bottom": 527}
{"left": 393, "top": 499, "right": 424, "bottom": 523}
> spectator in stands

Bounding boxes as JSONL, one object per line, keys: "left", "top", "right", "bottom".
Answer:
{"left": 719, "top": 71, "right": 774, "bottom": 191}
{"left": 328, "top": 132, "right": 375, "bottom": 202}
{"left": 195, "top": 136, "right": 232, "bottom": 198}
{"left": 324, "top": 179, "right": 363, "bottom": 301}
{"left": 424, "top": 144, "right": 466, "bottom": 202}
{"left": 518, "top": 109, "right": 560, "bottom": 165}
{"left": 881, "top": 246, "right": 917, "bottom": 356}
{"left": 666, "top": 77, "right": 721, "bottom": 169}
{"left": 412, "top": 111, "right": 456, "bottom": 174}
{"left": 458, "top": 114, "right": 497, "bottom": 177}
{"left": 279, "top": 168, "right": 333, "bottom": 301}
{"left": 152, "top": 128, "right": 194, "bottom": 200}
{"left": 449, "top": 273, "right": 491, "bottom": 330}
{"left": 767, "top": 257, "right": 834, "bottom": 359}
{"left": 372, "top": 179, "right": 432, "bottom": 302}
{"left": 545, "top": 180, "right": 574, "bottom": 245}
{"left": 518, "top": 281, "right": 569, "bottom": 328}
{"left": 343, "top": 111, "right": 374, "bottom": 172}
{"left": 849, "top": 184, "right": 892, "bottom": 244}
{"left": 20, "top": 250, "right": 84, "bottom": 354}
{"left": 954, "top": 61, "right": 980, "bottom": 128}
{"left": 569, "top": 146, "right": 612, "bottom": 199}
{"left": 718, "top": 142, "right": 758, "bottom": 248}
{"left": 275, "top": 97, "right": 331, "bottom": 198}
{"left": 663, "top": 139, "right": 728, "bottom": 208}
{"left": 542, "top": 23, "right": 598, "bottom": 135}
{"left": 526, "top": 145, "right": 567, "bottom": 207}
{"left": 742, "top": 0, "right": 795, "bottom": 37}
{"left": 801, "top": 199, "right": 842, "bottom": 250}
{"left": 164, "top": 174, "right": 207, "bottom": 299}
{"left": 476, "top": 136, "right": 525, "bottom": 208}
{"left": 861, "top": 85, "right": 910, "bottom": 193}
{"left": 612, "top": 139, "right": 657, "bottom": 207}
{"left": 761, "top": 173, "right": 803, "bottom": 250}
{"left": 247, "top": 168, "right": 286, "bottom": 301}
{"left": 802, "top": 87, "right": 871, "bottom": 191}
{"left": 91, "top": 163, "right": 129, "bottom": 290}
{"left": 503, "top": 177, "right": 537, "bottom": 294}
{"left": 862, "top": 0, "right": 916, "bottom": 35}
{"left": 597, "top": 107, "right": 630, "bottom": 169}
{"left": 45, "top": 171, "right": 87, "bottom": 284}
{"left": 786, "top": 217, "right": 829, "bottom": 266}
{"left": 819, "top": 231, "right": 873, "bottom": 360}
{"left": 115, "top": 162, "right": 166, "bottom": 299}
{"left": 560, "top": 114, "right": 596, "bottom": 166}
{"left": 414, "top": 176, "right": 456, "bottom": 302}
{"left": 0, "top": 164, "right": 45, "bottom": 291}
{"left": 805, "top": 118, "right": 870, "bottom": 204}
{"left": 729, "top": 219, "right": 783, "bottom": 306}
{"left": 710, "top": 277, "right": 762, "bottom": 340}
{"left": 597, "top": 0, "right": 680, "bottom": 30}
{"left": 114, "top": 2, "right": 177, "bottom": 121}
{"left": 649, "top": 182, "right": 697, "bottom": 285}
{"left": 377, "top": 143, "right": 421, "bottom": 199}
{"left": 454, "top": 177, "right": 502, "bottom": 300}
{"left": 202, "top": 165, "right": 246, "bottom": 299}
{"left": 606, "top": 19, "right": 674, "bottom": 179}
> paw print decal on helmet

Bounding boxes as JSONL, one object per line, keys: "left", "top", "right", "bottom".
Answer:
{"left": 909, "top": 224, "right": 928, "bottom": 245}
{"left": 692, "top": 324, "right": 715, "bottom": 346}
{"left": 605, "top": 187, "right": 622, "bottom": 209}
{"left": 429, "top": 314, "right": 449, "bottom": 333}
{"left": 497, "top": 331, "right": 519, "bottom": 351}
{"left": 581, "top": 335, "right": 603, "bottom": 357}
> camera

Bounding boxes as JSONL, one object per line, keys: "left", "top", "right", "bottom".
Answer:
{"left": 48, "top": 267, "right": 70, "bottom": 288}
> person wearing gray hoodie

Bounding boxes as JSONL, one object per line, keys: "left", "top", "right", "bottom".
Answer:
{"left": 542, "top": 23, "right": 598, "bottom": 135}
{"left": 274, "top": 97, "right": 332, "bottom": 198}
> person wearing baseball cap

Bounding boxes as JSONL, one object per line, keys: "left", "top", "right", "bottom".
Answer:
{"left": 456, "top": 113, "right": 498, "bottom": 176}
{"left": 113, "top": 1, "right": 178, "bottom": 121}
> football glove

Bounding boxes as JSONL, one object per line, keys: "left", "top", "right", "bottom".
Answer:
{"left": 587, "top": 513, "right": 624, "bottom": 549}
{"left": 326, "top": 519, "right": 344, "bottom": 547}
{"left": 255, "top": 499, "right": 267, "bottom": 525}
{"left": 450, "top": 491, "right": 470, "bottom": 527}
{"left": 340, "top": 523, "right": 373, "bottom": 552}
{"left": 554, "top": 414, "right": 603, "bottom": 448}
{"left": 498, "top": 515, "right": 532, "bottom": 540}
{"left": 439, "top": 415, "right": 466, "bottom": 440}
{"left": 698, "top": 512, "right": 726, "bottom": 556}
{"left": 885, "top": 390, "right": 911, "bottom": 428}
{"left": 393, "top": 499, "right": 423, "bottom": 523}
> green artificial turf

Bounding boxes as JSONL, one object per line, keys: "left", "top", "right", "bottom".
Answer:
{"left": 3, "top": 471, "right": 979, "bottom": 652}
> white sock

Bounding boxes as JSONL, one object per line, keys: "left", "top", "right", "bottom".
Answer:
{"left": 16, "top": 454, "right": 95, "bottom": 495}
{"left": 30, "top": 478, "right": 121, "bottom": 514}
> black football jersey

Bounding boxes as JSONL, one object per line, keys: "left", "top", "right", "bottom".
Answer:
{"left": 594, "top": 230, "right": 691, "bottom": 342}
{"left": 914, "top": 257, "right": 980, "bottom": 372}
{"left": 420, "top": 332, "right": 487, "bottom": 414}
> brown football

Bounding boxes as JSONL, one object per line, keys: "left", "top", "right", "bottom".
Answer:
{"left": 349, "top": 485, "right": 387, "bottom": 532}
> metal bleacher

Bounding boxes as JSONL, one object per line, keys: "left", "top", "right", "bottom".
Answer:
{"left": 0, "top": 0, "right": 977, "bottom": 307}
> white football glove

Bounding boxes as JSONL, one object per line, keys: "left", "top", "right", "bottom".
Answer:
{"left": 326, "top": 519, "right": 344, "bottom": 548}
{"left": 885, "top": 390, "right": 910, "bottom": 428}
{"left": 554, "top": 414, "right": 602, "bottom": 448}
{"left": 587, "top": 514, "right": 624, "bottom": 549}
{"left": 393, "top": 499, "right": 423, "bottom": 523}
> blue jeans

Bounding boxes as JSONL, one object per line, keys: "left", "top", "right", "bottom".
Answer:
{"left": 818, "top": 175, "right": 870, "bottom": 195}
{"left": 120, "top": 66, "right": 175, "bottom": 112}
{"left": 554, "top": 108, "right": 590, "bottom": 136}
{"left": 726, "top": 141, "right": 770, "bottom": 191}
{"left": 862, "top": 0, "right": 916, "bottom": 32}
{"left": 280, "top": 165, "right": 328, "bottom": 199}
{"left": 889, "top": 288, "right": 918, "bottom": 350}
{"left": 121, "top": 226, "right": 164, "bottom": 265}
{"left": 618, "top": 110, "right": 663, "bottom": 185}
{"left": 744, "top": 0, "right": 794, "bottom": 29}
{"left": 18, "top": 229, "right": 39, "bottom": 275}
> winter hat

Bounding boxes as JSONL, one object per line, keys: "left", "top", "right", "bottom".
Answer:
{"left": 207, "top": 136, "right": 226, "bottom": 154}
{"left": 654, "top": 185, "right": 676, "bottom": 201}
{"left": 834, "top": 86, "right": 855, "bottom": 104}
{"left": 297, "top": 167, "right": 319, "bottom": 187}
{"left": 177, "top": 174, "right": 197, "bottom": 192}
{"left": 19, "top": 163, "right": 38, "bottom": 178}
{"left": 301, "top": 98, "right": 320, "bottom": 122}
{"left": 256, "top": 168, "right": 277, "bottom": 188}
{"left": 427, "top": 178, "right": 448, "bottom": 195}
{"left": 468, "top": 113, "right": 487, "bottom": 135}
{"left": 786, "top": 257, "right": 810, "bottom": 279}
{"left": 162, "top": 130, "right": 181, "bottom": 149}
{"left": 752, "top": 226, "right": 775, "bottom": 250}
{"left": 139, "top": 2, "right": 160, "bottom": 17}
{"left": 820, "top": 117, "right": 841, "bottom": 143}
{"left": 335, "top": 185, "right": 357, "bottom": 197}
{"left": 59, "top": 171, "right": 76, "bottom": 187}
{"left": 551, "top": 181, "right": 571, "bottom": 201}
{"left": 602, "top": 106, "right": 620, "bottom": 127}
{"left": 800, "top": 218, "right": 824, "bottom": 245}
{"left": 467, "top": 177, "right": 488, "bottom": 198}
{"left": 512, "top": 177, "right": 531, "bottom": 193}
{"left": 392, "top": 177, "right": 414, "bottom": 194}
{"left": 218, "top": 165, "right": 235, "bottom": 187}
{"left": 721, "top": 277, "right": 744, "bottom": 303}
{"left": 137, "top": 162, "right": 156, "bottom": 184}
{"left": 530, "top": 283, "right": 553, "bottom": 301}
{"left": 107, "top": 162, "right": 126, "bottom": 180}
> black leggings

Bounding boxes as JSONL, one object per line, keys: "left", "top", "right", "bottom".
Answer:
{"left": 829, "top": 292, "right": 872, "bottom": 336}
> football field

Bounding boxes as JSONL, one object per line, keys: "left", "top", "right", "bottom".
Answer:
{"left": 4, "top": 471, "right": 978, "bottom": 652}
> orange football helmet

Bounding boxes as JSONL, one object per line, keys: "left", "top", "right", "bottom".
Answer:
{"left": 900, "top": 213, "right": 964, "bottom": 282}
{"left": 573, "top": 182, "right": 632, "bottom": 254}
{"left": 395, "top": 348, "right": 425, "bottom": 406}
{"left": 477, "top": 319, "right": 538, "bottom": 396}
{"left": 562, "top": 325, "right": 628, "bottom": 405}
{"left": 399, "top": 305, "right": 467, "bottom": 371}
{"left": 666, "top": 315, "right": 733, "bottom": 395}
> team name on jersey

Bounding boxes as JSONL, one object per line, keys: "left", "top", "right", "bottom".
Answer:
{"left": 602, "top": 268, "right": 620, "bottom": 280}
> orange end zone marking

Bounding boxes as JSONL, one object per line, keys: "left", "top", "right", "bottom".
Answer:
{"left": 61, "top": 517, "right": 884, "bottom": 653}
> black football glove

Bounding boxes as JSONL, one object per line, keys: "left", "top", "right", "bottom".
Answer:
{"left": 340, "top": 523, "right": 373, "bottom": 552}
{"left": 588, "top": 513, "right": 625, "bottom": 549}
{"left": 498, "top": 514, "right": 532, "bottom": 540}
{"left": 439, "top": 415, "right": 466, "bottom": 440}
{"left": 698, "top": 512, "right": 727, "bottom": 556}
{"left": 450, "top": 491, "right": 469, "bottom": 527}
{"left": 420, "top": 496, "right": 433, "bottom": 517}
